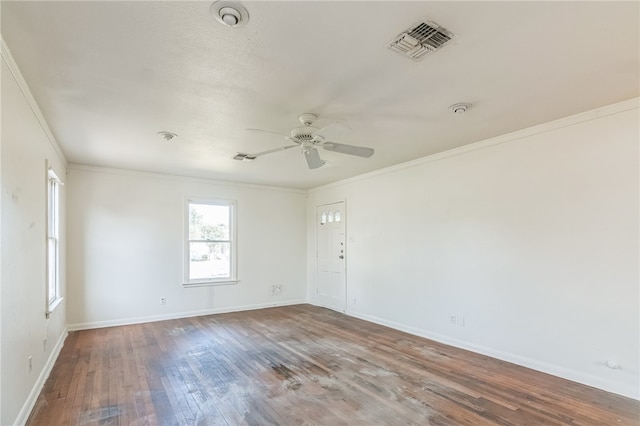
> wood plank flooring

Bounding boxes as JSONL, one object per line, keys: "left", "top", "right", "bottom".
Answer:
{"left": 27, "top": 305, "right": 638, "bottom": 425}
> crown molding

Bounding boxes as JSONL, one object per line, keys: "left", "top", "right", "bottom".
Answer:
{"left": 1, "top": 36, "right": 68, "bottom": 167}
{"left": 68, "top": 163, "right": 307, "bottom": 194}
{"left": 310, "top": 97, "right": 639, "bottom": 193}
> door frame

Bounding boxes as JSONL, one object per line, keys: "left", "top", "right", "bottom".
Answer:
{"left": 315, "top": 200, "right": 347, "bottom": 312}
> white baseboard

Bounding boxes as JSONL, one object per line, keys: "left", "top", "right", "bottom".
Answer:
{"left": 21, "top": 300, "right": 637, "bottom": 426}
{"left": 14, "top": 327, "right": 69, "bottom": 426}
{"left": 339, "top": 307, "right": 638, "bottom": 401}
{"left": 68, "top": 299, "right": 307, "bottom": 331}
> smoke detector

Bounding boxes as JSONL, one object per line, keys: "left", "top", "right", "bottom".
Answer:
{"left": 388, "top": 18, "right": 454, "bottom": 61}
{"left": 158, "top": 131, "right": 178, "bottom": 141}
{"left": 211, "top": 1, "right": 249, "bottom": 27}
{"left": 449, "top": 103, "right": 471, "bottom": 114}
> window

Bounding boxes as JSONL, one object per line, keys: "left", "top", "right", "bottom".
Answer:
{"left": 185, "top": 199, "right": 237, "bottom": 286}
{"left": 47, "top": 167, "right": 62, "bottom": 313}
{"left": 320, "top": 209, "right": 341, "bottom": 225}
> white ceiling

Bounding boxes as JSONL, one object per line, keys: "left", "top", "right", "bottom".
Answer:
{"left": 2, "top": 1, "right": 638, "bottom": 189}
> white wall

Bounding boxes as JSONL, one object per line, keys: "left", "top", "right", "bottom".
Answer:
{"left": 2, "top": 31, "right": 637, "bottom": 425}
{"left": 307, "top": 100, "right": 639, "bottom": 399}
{"left": 66, "top": 166, "right": 307, "bottom": 328}
{"left": 1, "top": 43, "right": 68, "bottom": 425}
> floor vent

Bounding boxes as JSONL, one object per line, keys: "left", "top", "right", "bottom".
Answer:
{"left": 387, "top": 19, "right": 454, "bottom": 62}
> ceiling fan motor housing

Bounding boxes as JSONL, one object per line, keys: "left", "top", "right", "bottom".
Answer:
{"left": 245, "top": 112, "right": 373, "bottom": 169}
{"left": 291, "top": 126, "right": 320, "bottom": 142}
{"left": 298, "top": 113, "right": 317, "bottom": 126}
{"left": 292, "top": 113, "right": 323, "bottom": 143}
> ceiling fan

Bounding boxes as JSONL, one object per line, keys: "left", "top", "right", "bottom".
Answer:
{"left": 235, "top": 113, "right": 375, "bottom": 169}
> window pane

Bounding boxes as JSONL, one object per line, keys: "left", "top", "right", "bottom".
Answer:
{"left": 189, "top": 204, "right": 230, "bottom": 240}
{"left": 48, "top": 181, "right": 55, "bottom": 234}
{"left": 48, "top": 237, "right": 57, "bottom": 303}
{"left": 189, "top": 242, "right": 231, "bottom": 280}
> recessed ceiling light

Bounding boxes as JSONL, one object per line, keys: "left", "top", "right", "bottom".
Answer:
{"left": 158, "top": 131, "right": 178, "bottom": 141}
{"left": 449, "top": 103, "right": 471, "bottom": 114}
{"left": 211, "top": 1, "right": 249, "bottom": 27}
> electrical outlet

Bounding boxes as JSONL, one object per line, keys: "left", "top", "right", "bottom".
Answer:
{"left": 450, "top": 314, "right": 465, "bottom": 327}
{"left": 271, "top": 285, "right": 283, "bottom": 296}
{"left": 28, "top": 356, "right": 33, "bottom": 373}
{"left": 352, "top": 297, "right": 357, "bottom": 306}
{"left": 160, "top": 297, "right": 167, "bottom": 305}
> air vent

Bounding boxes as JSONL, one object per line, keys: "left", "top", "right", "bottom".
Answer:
{"left": 233, "top": 153, "right": 256, "bottom": 161}
{"left": 387, "top": 19, "right": 453, "bottom": 61}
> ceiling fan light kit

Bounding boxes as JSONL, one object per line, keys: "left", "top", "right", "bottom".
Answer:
{"left": 240, "top": 113, "right": 375, "bottom": 170}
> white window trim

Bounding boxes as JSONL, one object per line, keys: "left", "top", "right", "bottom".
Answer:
{"left": 183, "top": 198, "right": 238, "bottom": 287}
{"left": 46, "top": 165, "right": 64, "bottom": 317}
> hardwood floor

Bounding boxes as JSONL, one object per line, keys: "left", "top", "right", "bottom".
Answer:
{"left": 27, "top": 305, "right": 638, "bottom": 425}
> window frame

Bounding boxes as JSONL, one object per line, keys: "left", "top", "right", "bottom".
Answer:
{"left": 184, "top": 198, "right": 238, "bottom": 287}
{"left": 46, "top": 166, "right": 63, "bottom": 315}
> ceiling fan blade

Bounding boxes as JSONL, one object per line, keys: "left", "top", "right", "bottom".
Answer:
{"left": 312, "top": 121, "right": 350, "bottom": 141}
{"left": 322, "top": 142, "right": 374, "bottom": 158}
{"left": 246, "top": 128, "right": 289, "bottom": 139}
{"left": 304, "top": 147, "right": 325, "bottom": 169}
{"left": 251, "top": 144, "right": 298, "bottom": 158}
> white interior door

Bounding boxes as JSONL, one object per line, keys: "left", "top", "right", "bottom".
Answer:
{"left": 316, "top": 202, "right": 346, "bottom": 312}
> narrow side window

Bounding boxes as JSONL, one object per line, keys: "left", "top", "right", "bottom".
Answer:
{"left": 47, "top": 167, "right": 62, "bottom": 313}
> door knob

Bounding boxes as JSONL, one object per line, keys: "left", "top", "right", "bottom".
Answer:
{"left": 339, "top": 255, "right": 344, "bottom": 259}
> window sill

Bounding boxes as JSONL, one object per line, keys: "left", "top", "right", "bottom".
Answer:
{"left": 46, "top": 297, "right": 64, "bottom": 318}
{"left": 183, "top": 280, "right": 239, "bottom": 288}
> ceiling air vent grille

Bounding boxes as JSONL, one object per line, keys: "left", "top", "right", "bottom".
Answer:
{"left": 387, "top": 19, "right": 453, "bottom": 62}
{"left": 233, "top": 153, "right": 256, "bottom": 161}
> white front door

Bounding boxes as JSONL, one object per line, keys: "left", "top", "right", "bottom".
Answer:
{"left": 316, "top": 202, "right": 346, "bottom": 312}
